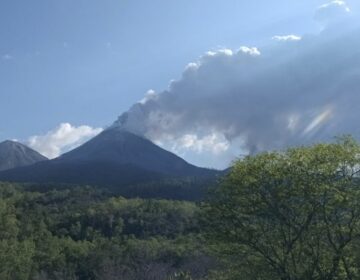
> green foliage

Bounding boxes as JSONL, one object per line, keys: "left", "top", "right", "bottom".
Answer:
{"left": 116, "top": 177, "right": 214, "bottom": 201}
{"left": 0, "top": 239, "right": 35, "bottom": 280}
{"left": 0, "top": 183, "right": 210, "bottom": 280}
{"left": 204, "top": 136, "right": 360, "bottom": 279}
{"left": 5, "top": 137, "right": 360, "bottom": 279}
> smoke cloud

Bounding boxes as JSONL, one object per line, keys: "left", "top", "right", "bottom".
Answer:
{"left": 28, "top": 123, "right": 103, "bottom": 159}
{"left": 113, "top": 1, "right": 360, "bottom": 168}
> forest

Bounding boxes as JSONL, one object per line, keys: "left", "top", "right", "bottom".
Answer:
{"left": 0, "top": 183, "right": 213, "bottom": 280}
{"left": 2, "top": 137, "right": 360, "bottom": 280}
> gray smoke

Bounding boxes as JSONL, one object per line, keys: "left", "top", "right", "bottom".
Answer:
{"left": 113, "top": 2, "right": 360, "bottom": 168}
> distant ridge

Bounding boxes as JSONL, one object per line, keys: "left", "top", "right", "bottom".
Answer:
{"left": 0, "top": 128, "right": 218, "bottom": 188}
{"left": 0, "top": 140, "right": 48, "bottom": 171}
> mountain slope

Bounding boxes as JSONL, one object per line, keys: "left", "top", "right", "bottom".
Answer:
{"left": 58, "top": 128, "right": 212, "bottom": 176}
{"left": 0, "top": 140, "right": 48, "bottom": 171}
{"left": 0, "top": 129, "right": 217, "bottom": 188}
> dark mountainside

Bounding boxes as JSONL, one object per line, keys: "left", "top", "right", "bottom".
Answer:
{"left": 59, "top": 128, "right": 214, "bottom": 177}
{"left": 0, "top": 128, "right": 219, "bottom": 198}
{"left": 0, "top": 140, "right": 48, "bottom": 171}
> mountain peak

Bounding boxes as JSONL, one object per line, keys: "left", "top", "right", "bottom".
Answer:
{"left": 0, "top": 128, "right": 217, "bottom": 189}
{"left": 110, "top": 104, "right": 148, "bottom": 137}
{"left": 59, "top": 127, "right": 205, "bottom": 176}
{"left": 0, "top": 140, "right": 48, "bottom": 171}
{"left": 1, "top": 139, "right": 20, "bottom": 145}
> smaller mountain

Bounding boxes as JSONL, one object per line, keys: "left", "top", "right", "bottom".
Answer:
{"left": 0, "top": 129, "right": 218, "bottom": 189}
{"left": 0, "top": 140, "right": 48, "bottom": 171}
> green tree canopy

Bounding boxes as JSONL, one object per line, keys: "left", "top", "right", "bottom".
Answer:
{"left": 204, "top": 136, "right": 360, "bottom": 280}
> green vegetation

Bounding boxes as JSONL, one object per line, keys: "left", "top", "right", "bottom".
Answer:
{"left": 204, "top": 136, "right": 360, "bottom": 279}
{"left": 0, "top": 184, "right": 211, "bottom": 280}
{"left": 23, "top": 176, "right": 215, "bottom": 202}
{"left": 4, "top": 136, "right": 360, "bottom": 279}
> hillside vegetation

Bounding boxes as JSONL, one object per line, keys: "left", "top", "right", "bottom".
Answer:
{"left": 0, "top": 183, "right": 212, "bottom": 280}
{"left": 2, "top": 136, "right": 360, "bottom": 279}
{"left": 204, "top": 136, "right": 360, "bottom": 279}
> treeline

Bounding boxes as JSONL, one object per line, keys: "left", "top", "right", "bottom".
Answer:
{"left": 204, "top": 136, "right": 360, "bottom": 279}
{"left": 23, "top": 176, "right": 216, "bottom": 202}
{"left": 0, "top": 184, "right": 213, "bottom": 280}
{"left": 3, "top": 137, "right": 360, "bottom": 280}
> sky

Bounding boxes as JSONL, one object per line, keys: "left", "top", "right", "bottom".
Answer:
{"left": 1, "top": 0, "right": 360, "bottom": 168}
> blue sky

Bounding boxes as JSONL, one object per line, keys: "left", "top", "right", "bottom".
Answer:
{"left": 0, "top": 0, "right": 330, "bottom": 136}
{"left": 1, "top": 0, "right": 360, "bottom": 168}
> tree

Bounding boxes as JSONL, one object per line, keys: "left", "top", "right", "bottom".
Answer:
{"left": 204, "top": 136, "right": 360, "bottom": 280}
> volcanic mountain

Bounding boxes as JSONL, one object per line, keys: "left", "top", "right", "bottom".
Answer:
{"left": 0, "top": 128, "right": 217, "bottom": 189}
{"left": 0, "top": 140, "right": 48, "bottom": 171}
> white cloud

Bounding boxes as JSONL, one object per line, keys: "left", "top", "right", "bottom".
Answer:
{"left": 28, "top": 123, "right": 103, "bottom": 159}
{"left": 185, "top": 62, "right": 200, "bottom": 71}
{"left": 112, "top": 7, "right": 360, "bottom": 169}
{"left": 207, "top": 48, "right": 234, "bottom": 57}
{"left": 153, "top": 132, "right": 237, "bottom": 168}
{"left": 272, "top": 35, "right": 302, "bottom": 42}
{"left": 315, "top": 1, "right": 351, "bottom": 25}
{"left": 319, "top": 0, "right": 350, "bottom": 12}
{"left": 238, "top": 46, "right": 261, "bottom": 56}
{"left": 174, "top": 133, "right": 230, "bottom": 155}
{"left": 139, "top": 89, "right": 158, "bottom": 104}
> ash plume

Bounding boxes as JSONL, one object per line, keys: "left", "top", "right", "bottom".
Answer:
{"left": 112, "top": 2, "right": 360, "bottom": 168}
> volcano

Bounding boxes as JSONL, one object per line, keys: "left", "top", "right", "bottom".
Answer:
{"left": 0, "top": 128, "right": 217, "bottom": 189}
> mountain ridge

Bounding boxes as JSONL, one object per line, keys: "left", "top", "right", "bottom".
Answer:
{"left": 0, "top": 129, "right": 218, "bottom": 191}
{"left": 0, "top": 140, "right": 48, "bottom": 171}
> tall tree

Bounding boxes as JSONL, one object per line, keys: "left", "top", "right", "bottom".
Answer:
{"left": 204, "top": 136, "right": 360, "bottom": 280}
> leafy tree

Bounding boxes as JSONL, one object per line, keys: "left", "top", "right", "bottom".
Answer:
{"left": 0, "top": 182, "right": 210, "bottom": 279}
{"left": 0, "top": 239, "right": 35, "bottom": 280}
{"left": 204, "top": 136, "right": 360, "bottom": 279}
